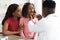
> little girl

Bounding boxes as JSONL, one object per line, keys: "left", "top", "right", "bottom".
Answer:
{"left": 19, "top": 3, "right": 38, "bottom": 40}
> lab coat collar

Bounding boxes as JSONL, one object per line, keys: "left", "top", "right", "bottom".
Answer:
{"left": 46, "top": 13, "right": 57, "bottom": 18}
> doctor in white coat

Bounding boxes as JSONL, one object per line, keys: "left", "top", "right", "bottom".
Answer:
{"left": 28, "top": 1, "right": 60, "bottom": 40}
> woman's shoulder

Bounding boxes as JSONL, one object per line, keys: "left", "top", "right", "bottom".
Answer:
{"left": 6, "top": 18, "right": 12, "bottom": 21}
{"left": 5, "top": 18, "right": 12, "bottom": 24}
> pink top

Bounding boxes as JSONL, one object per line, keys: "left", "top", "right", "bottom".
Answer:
{"left": 19, "top": 17, "right": 38, "bottom": 39}
{"left": 5, "top": 18, "right": 19, "bottom": 35}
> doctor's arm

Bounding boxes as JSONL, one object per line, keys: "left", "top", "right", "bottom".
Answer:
{"left": 28, "top": 20, "right": 45, "bottom": 32}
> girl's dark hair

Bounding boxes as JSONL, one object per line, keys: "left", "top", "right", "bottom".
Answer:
{"left": 22, "top": 2, "right": 36, "bottom": 18}
{"left": 2, "top": 4, "right": 19, "bottom": 25}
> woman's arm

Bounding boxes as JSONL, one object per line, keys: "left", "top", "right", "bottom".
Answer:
{"left": 19, "top": 25, "right": 25, "bottom": 37}
{"left": 2, "top": 21, "right": 20, "bottom": 36}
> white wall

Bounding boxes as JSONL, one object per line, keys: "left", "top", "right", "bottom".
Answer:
{"left": 53, "top": 0, "right": 60, "bottom": 16}
{"left": 0, "top": 0, "right": 28, "bottom": 15}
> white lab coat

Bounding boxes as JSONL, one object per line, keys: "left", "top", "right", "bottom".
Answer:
{"left": 28, "top": 14, "right": 60, "bottom": 40}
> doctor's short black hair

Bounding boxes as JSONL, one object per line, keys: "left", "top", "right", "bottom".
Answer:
{"left": 43, "top": 1, "right": 56, "bottom": 8}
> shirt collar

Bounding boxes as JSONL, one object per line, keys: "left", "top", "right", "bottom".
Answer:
{"left": 46, "top": 13, "right": 57, "bottom": 18}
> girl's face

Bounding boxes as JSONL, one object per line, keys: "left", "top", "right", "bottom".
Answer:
{"left": 28, "top": 4, "right": 35, "bottom": 16}
{"left": 13, "top": 6, "right": 22, "bottom": 17}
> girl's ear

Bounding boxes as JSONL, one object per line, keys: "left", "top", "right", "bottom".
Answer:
{"left": 12, "top": 13, "right": 14, "bottom": 16}
{"left": 12, "top": 12, "right": 16, "bottom": 16}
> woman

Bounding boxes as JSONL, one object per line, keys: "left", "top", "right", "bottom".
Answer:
{"left": 2, "top": 4, "right": 22, "bottom": 36}
{"left": 19, "top": 3, "right": 38, "bottom": 40}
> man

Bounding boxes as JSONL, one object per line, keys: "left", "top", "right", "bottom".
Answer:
{"left": 28, "top": 1, "right": 60, "bottom": 40}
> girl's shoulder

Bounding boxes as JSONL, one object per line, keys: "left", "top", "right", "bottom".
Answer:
{"left": 20, "top": 17, "right": 26, "bottom": 21}
{"left": 20, "top": 17, "right": 29, "bottom": 21}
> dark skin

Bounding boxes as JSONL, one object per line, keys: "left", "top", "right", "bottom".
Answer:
{"left": 2, "top": 6, "right": 22, "bottom": 36}
{"left": 36, "top": 14, "right": 42, "bottom": 20}
{"left": 42, "top": 0, "right": 45, "bottom": 3}
{"left": 42, "top": 7, "right": 55, "bottom": 17}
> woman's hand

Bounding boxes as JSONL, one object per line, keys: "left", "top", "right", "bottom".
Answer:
{"left": 17, "top": 25, "right": 24, "bottom": 33}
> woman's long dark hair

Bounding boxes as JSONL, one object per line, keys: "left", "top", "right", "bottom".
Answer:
{"left": 22, "top": 2, "right": 36, "bottom": 18}
{"left": 2, "top": 4, "right": 19, "bottom": 25}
